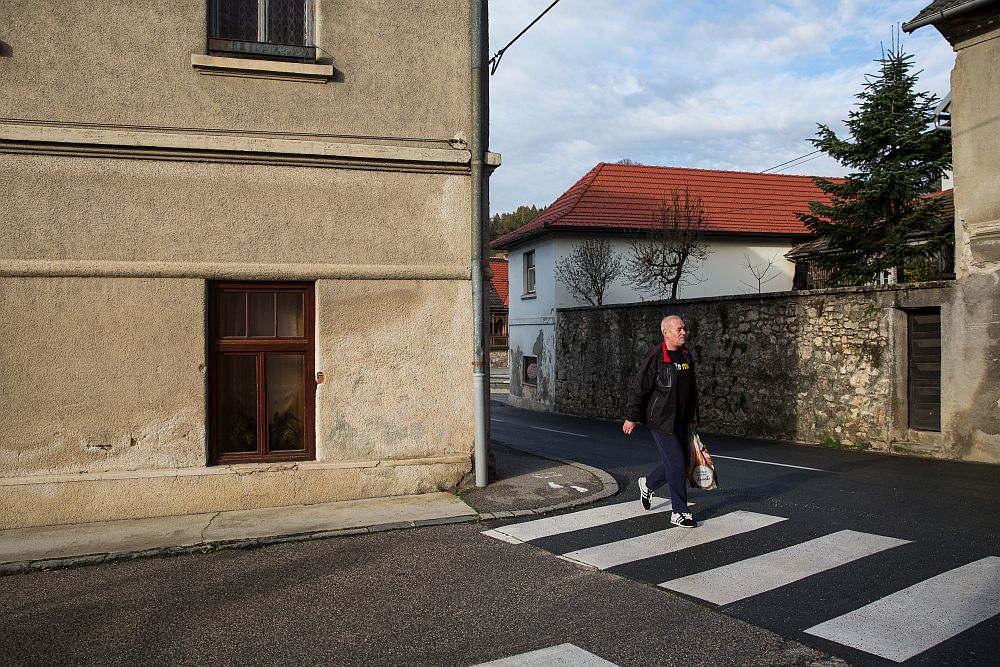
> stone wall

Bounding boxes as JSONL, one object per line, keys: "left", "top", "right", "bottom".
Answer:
{"left": 555, "top": 283, "right": 952, "bottom": 450}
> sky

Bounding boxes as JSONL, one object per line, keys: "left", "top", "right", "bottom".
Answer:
{"left": 486, "top": 0, "right": 955, "bottom": 214}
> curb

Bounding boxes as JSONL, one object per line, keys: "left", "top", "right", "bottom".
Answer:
{"left": 472, "top": 442, "right": 620, "bottom": 521}
{"left": 0, "top": 514, "right": 475, "bottom": 576}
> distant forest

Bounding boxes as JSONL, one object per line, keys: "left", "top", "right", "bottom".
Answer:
{"left": 489, "top": 205, "right": 545, "bottom": 241}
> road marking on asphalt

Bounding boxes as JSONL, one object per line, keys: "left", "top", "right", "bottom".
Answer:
{"left": 470, "top": 643, "right": 620, "bottom": 666}
{"left": 490, "top": 418, "right": 590, "bottom": 438}
{"left": 659, "top": 530, "right": 910, "bottom": 605}
{"left": 570, "top": 485, "right": 589, "bottom": 493}
{"left": 560, "top": 511, "right": 786, "bottom": 570}
{"left": 710, "top": 454, "right": 828, "bottom": 472}
{"left": 547, "top": 482, "right": 563, "bottom": 489}
{"left": 804, "top": 556, "right": 1000, "bottom": 663}
{"left": 482, "top": 499, "right": 674, "bottom": 543}
{"left": 480, "top": 529, "right": 525, "bottom": 545}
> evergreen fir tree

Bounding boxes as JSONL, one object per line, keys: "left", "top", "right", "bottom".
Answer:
{"left": 799, "top": 40, "right": 952, "bottom": 285}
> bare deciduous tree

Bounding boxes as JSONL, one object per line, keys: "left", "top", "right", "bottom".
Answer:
{"left": 624, "top": 188, "right": 711, "bottom": 300}
{"left": 554, "top": 239, "right": 624, "bottom": 306}
{"left": 740, "top": 252, "right": 782, "bottom": 293}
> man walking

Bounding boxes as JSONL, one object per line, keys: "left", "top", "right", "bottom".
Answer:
{"left": 622, "top": 315, "right": 699, "bottom": 528}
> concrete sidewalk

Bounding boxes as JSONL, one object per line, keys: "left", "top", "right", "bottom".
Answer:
{"left": 0, "top": 443, "right": 617, "bottom": 574}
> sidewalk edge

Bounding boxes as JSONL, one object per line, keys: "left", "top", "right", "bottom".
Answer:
{"left": 0, "top": 514, "right": 476, "bottom": 576}
{"left": 473, "top": 442, "right": 620, "bottom": 520}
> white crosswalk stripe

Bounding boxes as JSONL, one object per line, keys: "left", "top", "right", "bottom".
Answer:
{"left": 482, "top": 498, "right": 674, "bottom": 543}
{"left": 659, "top": 529, "right": 911, "bottom": 605}
{"left": 560, "top": 511, "right": 786, "bottom": 570}
{"left": 805, "top": 556, "right": 1000, "bottom": 662}
{"left": 469, "top": 643, "right": 620, "bottom": 666}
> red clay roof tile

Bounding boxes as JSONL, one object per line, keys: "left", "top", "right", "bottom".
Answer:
{"left": 491, "top": 163, "right": 841, "bottom": 249}
{"left": 488, "top": 258, "right": 509, "bottom": 307}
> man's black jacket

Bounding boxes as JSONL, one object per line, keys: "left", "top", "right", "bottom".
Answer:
{"left": 624, "top": 344, "right": 699, "bottom": 433}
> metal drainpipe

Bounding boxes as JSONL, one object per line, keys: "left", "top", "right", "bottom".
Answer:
{"left": 471, "top": 0, "right": 489, "bottom": 487}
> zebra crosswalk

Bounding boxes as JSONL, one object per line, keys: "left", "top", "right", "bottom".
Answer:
{"left": 482, "top": 502, "right": 999, "bottom": 663}
{"left": 562, "top": 511, "right": 785, "bottom": 570}
{"left": 660, "top": 529, "right": 910, "bottom": 605}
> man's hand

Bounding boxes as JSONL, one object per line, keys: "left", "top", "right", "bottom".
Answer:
{"left": 622, "top": 420, "right": 636, "bottom": 435}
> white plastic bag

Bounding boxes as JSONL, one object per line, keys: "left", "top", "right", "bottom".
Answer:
{"left": 688, "top": 430, "right": 719, "bottom": 490}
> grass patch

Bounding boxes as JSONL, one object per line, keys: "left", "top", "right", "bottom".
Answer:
{"left": 822, "top": 436, "right": 871, "bottom": 451}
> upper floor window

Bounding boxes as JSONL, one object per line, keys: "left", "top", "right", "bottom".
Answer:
{"left": 523, "top": 250, "right": 536, "bottom": 296}
{"left": 210, "top": 0, "right": 316, "bottom": 62}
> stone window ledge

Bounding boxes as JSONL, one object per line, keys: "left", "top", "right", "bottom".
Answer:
{"left": 191, "top": 54, "right": 333, "bottom": 83}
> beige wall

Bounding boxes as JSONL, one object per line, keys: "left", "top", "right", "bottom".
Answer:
{"left": 950, "top": 26, "right": 1000, "bottom": 278}
{"left": 0, "top": 0, "right": 471, "bottom": 140}
{"left": 316, "top": 279, "right": 473, "bottom": 462}
{"left": 0, "top": 1, "right": 479, "bottom": 527}
{"left": 943, "top": 26, "right": 1000, "bottom": 463}
{"left": 0, "top": 278, "right": 207, "bottom": 478}
{"left": 0, "top": 154, "right": 469, "bottom": 267}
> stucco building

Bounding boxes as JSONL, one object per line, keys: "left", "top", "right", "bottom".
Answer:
{"left": 0, "top": 1, "right": 488, "bottom": 528}
{"left": 902, "top": 0, "right": 1000, "bottom": 462}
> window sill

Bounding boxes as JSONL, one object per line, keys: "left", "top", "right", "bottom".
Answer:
{"left": 521, "top": 292, "right": 537, "bottom": 300}
{"left": 191, "top": 54, "right": 334, "bottom": 83}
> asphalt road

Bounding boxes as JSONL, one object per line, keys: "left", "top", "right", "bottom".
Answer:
{"left": 1, "top": 521, "right": 844, "bottom": 667}
{"left": 488, "top": 402, "right": 1000, "bottom": 667}
{"left": 2, "top": 403, "right": 995, "bottom": 667}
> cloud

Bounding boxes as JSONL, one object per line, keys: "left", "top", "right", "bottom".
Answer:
{"left": 487, "top": 0, "right": 955, "bottom": 213}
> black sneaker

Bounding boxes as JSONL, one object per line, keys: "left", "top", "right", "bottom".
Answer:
{"left": 638, "top": 477, "right": 653, "bottom": 510}
{"left": 670, "top": 512, "right": 696, "bottom": 528}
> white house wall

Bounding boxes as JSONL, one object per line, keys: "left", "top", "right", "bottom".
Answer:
{"left": 507, "top": 238, "right": 557, "bottom": 411}
{"left": 549, "top": 234, "right": 797, "bottom": 307}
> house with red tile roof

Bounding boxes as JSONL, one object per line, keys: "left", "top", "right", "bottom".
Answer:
{"left": 490, "top": 162, "right": 838, "bottom": 410}
{"left": 487, "top": 258, "right": 509, "bottom": 367}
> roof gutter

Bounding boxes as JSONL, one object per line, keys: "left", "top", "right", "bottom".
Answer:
{"left": 902, "top": 0, "right": 997, "bottom": 32}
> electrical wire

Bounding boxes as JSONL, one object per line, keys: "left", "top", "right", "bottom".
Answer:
{"left": 489, "top": 0, "right": 563, "bottom": 75}
{"left": 760, "top": 149, "right": 822, "bottom": 174}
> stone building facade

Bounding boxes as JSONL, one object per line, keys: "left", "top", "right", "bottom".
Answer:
{"left": 0, "top": 1, "right": 485, "bottom": 529}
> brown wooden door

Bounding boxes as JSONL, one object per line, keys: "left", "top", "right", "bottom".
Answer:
{"left": 907, "top": 308, "right": 941, "bottom": 431}
{"left": 209, "top": 282, "right": 315, "bottom": 464}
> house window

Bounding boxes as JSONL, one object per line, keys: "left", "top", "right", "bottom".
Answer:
{"left": 209, "top": 282, "right": 316, "bottom": 464}
{"left": 490, "top": 312, "right": 508, "bottom": 350}
{"left": 209, "top": 0, "right": 316, "bottom": 61}
{"left": 523, "top": 250, "right": 536, "bottom": 295}
{"left": 522, "top": 355, "right": 538, "bottom": 386}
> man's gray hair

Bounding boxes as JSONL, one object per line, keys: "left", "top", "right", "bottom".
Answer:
{"left": 661, "top": 315, "right": 683, "bottom": 332}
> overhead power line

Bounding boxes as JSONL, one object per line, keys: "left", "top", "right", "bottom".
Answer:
{"left": 760, "top": 149, "right": 822, "bottom": 174}
{"left": 489, "top": 0, "right": 563, "bottom": 75}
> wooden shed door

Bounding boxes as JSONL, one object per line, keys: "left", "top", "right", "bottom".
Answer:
{"left": 907, "top": 308, "right": 941, "bottom": 431}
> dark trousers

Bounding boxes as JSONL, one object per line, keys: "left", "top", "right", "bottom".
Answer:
{"left": 647, "top": 421, "right": 690, "bottom": 514}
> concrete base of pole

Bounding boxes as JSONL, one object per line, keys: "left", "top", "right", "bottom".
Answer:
{"left": 473, "top": 371, "right": 489, "bottom": 487}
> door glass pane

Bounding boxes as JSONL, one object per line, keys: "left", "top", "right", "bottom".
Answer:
{"left": 220, "top": 291, "right": 247, "bottom": 338}
{"left": 267, "top": 354, "right": 305, "bottom": 451}
{"left": 277, "top": 292, "right": 305, "bottom": 338}
{"left": 218, "top": 354, "right": 258, "bottom": 453}
{"left": 249, "top": 292, "right": 276, "bottom": 338}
